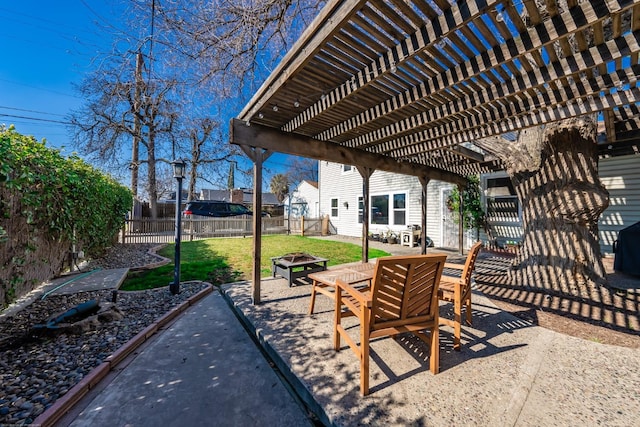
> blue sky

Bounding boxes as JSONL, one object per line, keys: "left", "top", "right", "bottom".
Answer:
{"left": 0, "top": 1, "right": 297, "bottom": 189}
{"left": 0, "top": 1, "right": 124, "bottom": 152}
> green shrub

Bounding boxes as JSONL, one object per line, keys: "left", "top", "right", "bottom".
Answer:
{"left": 0, "top": 125, "right": 132, "bottom": 254}
{"left": 0, "top": 125, "right": 132, "bottom": 305}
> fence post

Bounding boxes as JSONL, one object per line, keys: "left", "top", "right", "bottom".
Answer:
{"left": 121, "top": 223, "right": 126, "bottom": 244}
{"left": 321, "top": 214, "right": 329, "bottom": 235}
{"left": 301, "top": 216, "right": 305, "bottom": 237}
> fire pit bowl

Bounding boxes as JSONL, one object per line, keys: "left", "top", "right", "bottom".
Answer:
{"left": 271, "top": 253, "right": 328, "bottom": 287}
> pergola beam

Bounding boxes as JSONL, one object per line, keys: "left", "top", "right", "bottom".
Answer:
{"left": 230, "top": 119, "right": 467, "bottom": 186}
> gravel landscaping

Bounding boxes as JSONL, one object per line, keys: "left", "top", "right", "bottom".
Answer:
{"left": 0, "top": 244, "right": 207, "bottom": 425}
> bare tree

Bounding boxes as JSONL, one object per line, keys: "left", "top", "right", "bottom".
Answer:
{"left": 70, "top": 61, "right": 179, "bottom": 218}
{"left": 284, "top": 157, "right": 318, "bottom": 187}
{"left": 154, "top": 0, "right": 325, "bottom": 94}
{"left": 183, "top": 118, "right": 240, "bottom": 201}
{"left": 70, "top": 0, "right": 325, "bottom": 216}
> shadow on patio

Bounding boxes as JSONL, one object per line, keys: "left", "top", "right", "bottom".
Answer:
{"left": 473, "top": 252, "right": 640, "bottom": 337}
{"left": 220, "top": 266, "right": 640, "bottom": 426}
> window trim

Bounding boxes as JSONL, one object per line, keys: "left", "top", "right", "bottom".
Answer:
{"left": 392, "top": 193, "right": 406, "bottom": 226}
{"left": 330, "top": 198, "right": 339, "bottom": 218}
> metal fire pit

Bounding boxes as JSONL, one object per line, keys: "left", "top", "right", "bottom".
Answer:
{"left": 271, "top": 253, "right": 328, "bottom": 287}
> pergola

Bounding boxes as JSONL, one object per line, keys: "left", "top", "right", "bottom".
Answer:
{"left": 230, "top": 0, "right": 640, "bottom": 303}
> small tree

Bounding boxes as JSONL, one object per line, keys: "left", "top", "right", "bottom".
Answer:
{"left": 447, "top": 175, "right": 485, "bottom": 241}
{"left": 269, "top": 173, "right": 289, "bottom": 203}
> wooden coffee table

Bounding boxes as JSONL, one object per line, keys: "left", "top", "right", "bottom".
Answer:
{"left": 308, "top": 263, "right": 375, "bottom": 314}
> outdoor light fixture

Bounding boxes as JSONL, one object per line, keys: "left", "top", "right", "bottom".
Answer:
{"left": 258, "top": 112, "right": 264, "bottom": 119}
{"left": 172, "top": 158, "right": 186, "bottom": 179}
{"left": 170, "top": 158, "right": 186, "bottom": 295}
{"left": 390, "top": 61, "right": 397, "bottom": 74}
{"left": 272, "top": 104, "right": 279, "bottom": 111}
{"left": 293, "top": 99, "right": 300, "bottom": 108}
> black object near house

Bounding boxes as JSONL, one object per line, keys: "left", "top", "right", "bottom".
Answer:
{"left": 613, "top": 221, "right": 640, "bottom": 276}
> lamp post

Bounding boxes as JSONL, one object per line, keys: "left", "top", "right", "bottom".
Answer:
{"left": 170, "top": 159, "right": 186, "bottom": 295}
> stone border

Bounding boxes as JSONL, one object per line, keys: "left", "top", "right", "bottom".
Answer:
{"left": 128, "top": 243, "right": 172, "bottom": 271}
{"left": 32, "top": 283, "right": 214, "bottom": 427}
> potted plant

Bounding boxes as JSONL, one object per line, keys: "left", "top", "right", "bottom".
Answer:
{"left": 385, "top": 229, "right": 398, "bottom": 244}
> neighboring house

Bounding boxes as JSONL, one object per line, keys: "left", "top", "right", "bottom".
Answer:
{"left": 199, "top": 189, "right": 230, "bottom": 201}
{"left": 286, "top": 180, "right": 319, "bottom": 218}
{"left": 163, "top": 189, "right": 190, "bottom": 202}
{"left": 320, "top": 153, "right": 640, "bottom": 254}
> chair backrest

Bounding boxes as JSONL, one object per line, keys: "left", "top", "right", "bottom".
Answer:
{"left": 369, "top": 254, "right": 447, "bottom": 331}
{"left": 460, "top": 242, "right": 483, "bottom": 287}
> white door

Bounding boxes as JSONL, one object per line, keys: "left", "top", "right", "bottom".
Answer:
{"left": 441, "top": 188, "right": 458, "bottom": 249}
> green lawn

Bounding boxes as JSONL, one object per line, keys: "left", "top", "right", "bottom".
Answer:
{"left": 121, "top": 235, "right": 389, "bottom": 290}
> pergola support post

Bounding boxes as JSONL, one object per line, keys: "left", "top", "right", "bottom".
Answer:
{"left": 457, "top": 182, "right": 465, "bottom": 255}
{"left": 419, "top": 176, "right": 430, "bottom": 255}
{"left": 356, "top": 166, "right": 373, "bottom": 263}
{"left": 240, "top": 146, "right": 272, "bottom": 305}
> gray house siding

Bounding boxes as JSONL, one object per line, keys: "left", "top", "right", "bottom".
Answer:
{"left": 599, "top": 154, "right": 640, "bottom": 256}
{"left": 319, "top": 162, "right": 476, "bottom": 249}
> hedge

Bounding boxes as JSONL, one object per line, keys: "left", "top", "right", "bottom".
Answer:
{"left": 0, "top": 125, "right": 132, "bottom": 305}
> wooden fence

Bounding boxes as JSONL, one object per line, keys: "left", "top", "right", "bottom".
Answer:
{"left": 286, "top": 217, "right": 326, "bottom": 236}
{"left": 120, "top": 216, "right": 332, "bottom": 244}
{"left": 120, "top": 216, "right": 288, "bottom": 244}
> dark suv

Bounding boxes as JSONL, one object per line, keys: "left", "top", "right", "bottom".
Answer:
{"left": 183, "top": 201, "right": 252, "bottom": 217}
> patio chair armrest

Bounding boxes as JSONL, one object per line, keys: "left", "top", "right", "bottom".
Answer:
{"left": 443, "top": 262, "right": 464, "bottom": 270}
{"left": 336, "top": 278, "right": 372, "bottom": 306}
{"left": 439, "top": 274, "right": 465, "bottom": 285}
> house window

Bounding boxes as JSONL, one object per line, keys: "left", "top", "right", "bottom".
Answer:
{"left": 393, "top": 193, "right": 406, "bottom": 225}
{"left": 486, "top": 177, "right": 520, "bottom": 222}
{"left": 342, "top": 164, "right": 352, "bottom": 173}
{"left": 358, "top": 196, "right": 364, "bottom": 223}
{"left": 371, "top": 195, "right": 389, "bottom": 225}
{"left": 331, "top": 198, "right": 338, "bottom": 217}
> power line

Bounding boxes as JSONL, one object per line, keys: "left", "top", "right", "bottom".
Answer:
{"left": 0, "top": 78, "right": 79, "bottom": 98}
{"left": 0, "top": 113, "right": 71, "bottom": 125}
{"left": 0, "top": 106, "right": 67, "bottom": 117}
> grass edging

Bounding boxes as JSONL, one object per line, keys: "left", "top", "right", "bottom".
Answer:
{"left": 33, "top": 283, "right": 214, "bottom": 427}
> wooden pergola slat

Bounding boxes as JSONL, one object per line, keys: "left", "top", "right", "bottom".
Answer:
{"left": 231, "top": 0, "right": 640, "bottom": 304}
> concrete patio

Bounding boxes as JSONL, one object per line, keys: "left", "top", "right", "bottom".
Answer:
{"left": 221, "top": 270, "right": 640, "bottom": 426}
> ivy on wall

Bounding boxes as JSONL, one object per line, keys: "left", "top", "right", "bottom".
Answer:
{"left": 0, "top": 125, "right": 132, "bottom": 305}
{"left": 446, "top": 175, "right": 485, "bottom": 239}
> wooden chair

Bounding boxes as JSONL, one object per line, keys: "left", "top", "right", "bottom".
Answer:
{"left": 438, "top": 241, "right": 483, "bottom": 351}
{"left": 333, "top": 254, "right": 446, "bottom": 395}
